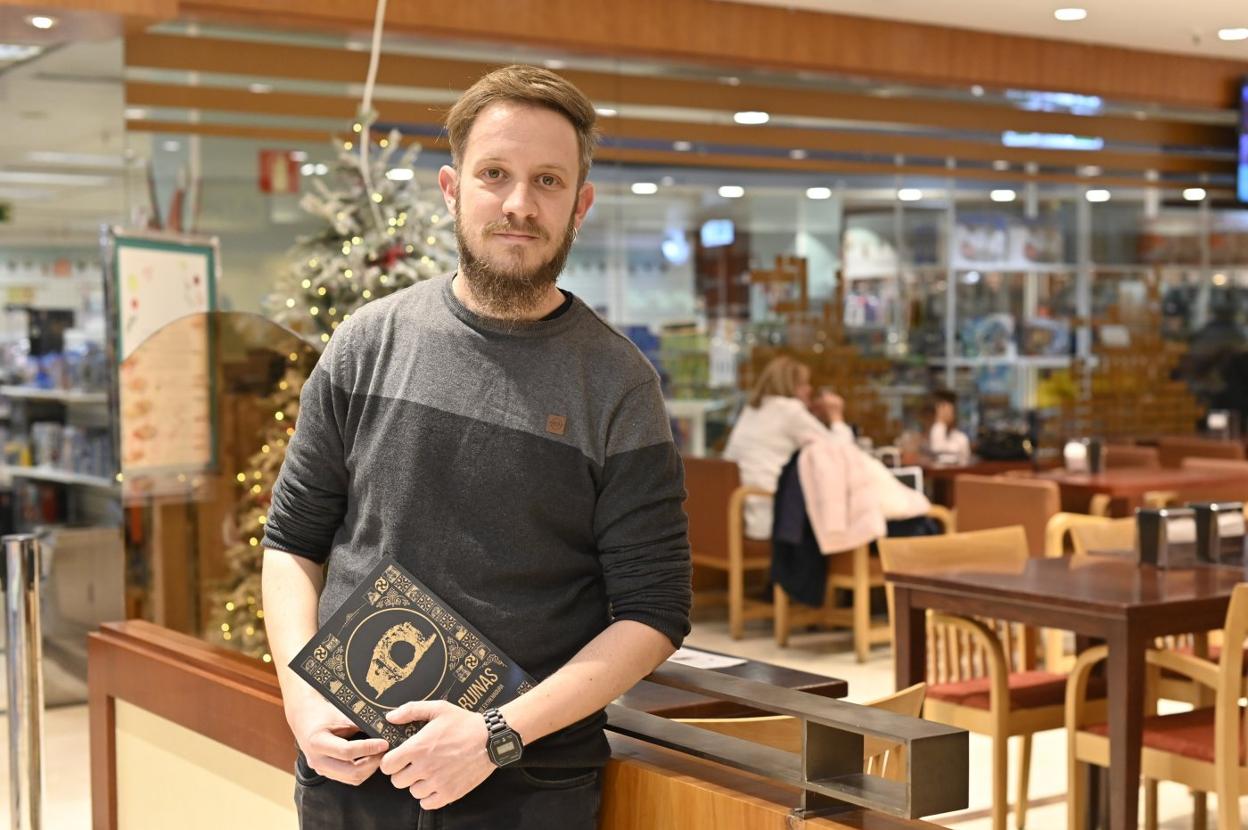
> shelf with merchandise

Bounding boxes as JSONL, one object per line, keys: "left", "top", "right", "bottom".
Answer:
{"left": 4, "top": 464, "right": 118, "bottom": 492}
{"left": 0, "top": 386, "right": 108, "bottom": 405}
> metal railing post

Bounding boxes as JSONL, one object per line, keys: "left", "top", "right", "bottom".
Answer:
{"left": 2, "top": 535, "right": 43, "bottom": 830}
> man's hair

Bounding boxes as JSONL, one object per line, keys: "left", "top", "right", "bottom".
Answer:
{"left": 445, "top": 65, "right": 599, "bottom": 185}
{"left": 747, "top": 356, "right": 810, "bottom": 408}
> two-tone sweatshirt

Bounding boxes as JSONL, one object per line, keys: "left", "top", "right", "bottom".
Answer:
{"left": 262, "top": 273, "right": 693, "bottom": 767}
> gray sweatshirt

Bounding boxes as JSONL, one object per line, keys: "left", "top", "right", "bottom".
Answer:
{"left": 263, "top": 273, "right": 692, "bottom": 766}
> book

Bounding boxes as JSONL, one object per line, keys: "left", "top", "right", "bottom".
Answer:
{"left": 289, "top": 557, "right": 535, "bottom": 746}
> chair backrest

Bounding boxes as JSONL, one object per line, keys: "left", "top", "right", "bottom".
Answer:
{"left": 1068, "top": 517, "right": 1136, "bottom": 556}
{"left": 1214, "top": 584, "right": 1248, "bottom": 785}
{"left": 952, "top": 475, "right": 1061, "bottom": 557}
{"left": 1158, "top": 436, "right": 1246, "bottom": 469}
{"left": 1104, "top": 444, "right": 1161, "bottom": 470}
{"left": 1175, "top": 457, "right": 1248, "bottom": 503}
{"left": 879, "top": 526, "right": 1035, "bottom": 681}
{"left": 682, "top": 456, "right": 740, "bottom": 563}
{"left": 677, "top": 682, "right": 926, "bottom": 782}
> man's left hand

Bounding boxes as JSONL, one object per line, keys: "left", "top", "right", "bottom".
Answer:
{"left": 381, "top": 701, "right": 495, "bottom": 810}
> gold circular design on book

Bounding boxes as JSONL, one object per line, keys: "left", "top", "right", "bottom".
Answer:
{"left": 345, "top": 608, "right": 449, "bottom": 710}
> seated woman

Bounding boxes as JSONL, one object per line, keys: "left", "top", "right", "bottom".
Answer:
{"left": 924, "top": 389, "right": 972, "bottom": 465}
{"left": 723, "top": 356, "right": 853, "bottom": 540}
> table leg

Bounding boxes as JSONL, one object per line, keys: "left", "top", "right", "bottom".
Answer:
{"left": 893, "top": 586, "right": 925, "bottom": 690}
{"left": 1105, "top": 621, "right": 1147, "bottom": 830}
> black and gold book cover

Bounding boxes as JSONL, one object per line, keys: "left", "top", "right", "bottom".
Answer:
{"left": 290, "top": 557, "right": 535, "bottom": 746}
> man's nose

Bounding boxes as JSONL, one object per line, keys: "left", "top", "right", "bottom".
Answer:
{"left": 501, "top": 181, "right": 538, "bottom": 220}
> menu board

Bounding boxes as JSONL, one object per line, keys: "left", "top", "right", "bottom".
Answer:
{"left": 110, "top": 232, "right": 218, "bottom": 484}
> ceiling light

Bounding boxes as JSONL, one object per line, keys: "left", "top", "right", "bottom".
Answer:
{"left": 0, "top": 171, "right": 111, "bottom": 187}
{"left": 718, "top": 185, "right": 744, "bottom": 199}
{"left": 1085, "top": 189, "right": 1111, "bottom": 203}
{"left": 249, "top": 83, "right": 273, "bottom": 94}
{"left": 162, "top": 140, "right": 180, "bottom": 152}
{"left": 123, "top": 107, "right": 148, "bottom": 120}
{"left": 0, "top": 44, "right": 42, "bottom": 61}
{"left": 733, "top": 111, "right": 769, "bottom": 125}
{"left": 25, "top": 15, "right": 57, "bottom": 30}
{"left": 594, "top": 107, "right": 618, "bottom": 117}
{"left": 631, "top": 182, "right": 658, "bottom": 195}
{"left": 789, "top": 149, "right": 808, "bottom": 160}
{"left": 1079, "top": 165, "right": 1102, "bottom": 177}
{"left": 660, "top": 175, "right": 675, "bottom": 186}
{"left": 1003, "top": 131, "right": 1103, "bottom": 151}
{"left": 300, "top": 163, "right": 316, "bottom": 176}
{"left": 26, "top": 151, "right": 125, "bottom": 169}
{"left": 1183, "top": 187, "right": 1207, "bottom": 201}
{"left": 314, "top": 163, "right": 329, "bottom": 175}
{"left": 1054, "top": 8, "right": 1087, "bottom": 22}
{"left": 719, "top": 76, "right": 741, "bottom": 86}
{"left": 673, "top": 141, "right": 693, "bottom": 152}
{"left": 990, "top": 189, "right": 1017, "bottom": 203}
{"left": 970, "top": 85, "right": 985, "bottom": 97}
{"left": 992, "top": 160, "right": 1010, "bottom": 171}
{"left": 543, "top": 59, "right": 566, "bottom": 70}
{"left": 897, "top": 188, "right": 923, "bottom": 202}
{"left": 385, "top": 168, "right": 414, "bottom": 181}
{"left": 1218, "top": 28, "right": 1248, "bottom": 41}
{"left": 805, "top": 187, "right": 832, "bottom": 200}
{"left": 291, "top": 151, "right": 308, "bottom": 162}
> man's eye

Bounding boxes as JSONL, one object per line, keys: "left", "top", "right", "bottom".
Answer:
{"left": 540, "top": 175, "right": 558, "bottom": 186}
{"left": 483, "top": 169, "right": 503, "bottom": 180}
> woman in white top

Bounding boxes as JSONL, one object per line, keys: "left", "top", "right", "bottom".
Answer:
{"left": 722, "top": 356, "right": 854, "bottom": 539}
{"left": 925, "top": 392, "right": 972, "bottom": 465}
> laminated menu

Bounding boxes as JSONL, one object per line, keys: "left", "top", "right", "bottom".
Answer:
{"left": 289, "top": 558, "right": 535, "bottom": 746}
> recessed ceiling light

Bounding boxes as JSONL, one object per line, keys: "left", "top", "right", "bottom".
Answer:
{"left": 1183, "top": 187, "right": 1207, "bottom": 201}
{"left": 719, "top": 76, "right": 741, "bottom": 86}
{"left": 897, "top": 188, "right": 923, "bottom": 202}
{"left": 249, "top": 83, "right": 273, "bottom": 94}
{"left": 659, "top": 175, "right": 675, "bottom": 186}
{"left": 162, "top": 140, "right": 180, "bottom": 152}
{"left": 386, "top": 168, "right": 414, "bottom": 181}
{"left": 1218, "top": 28, "right": 1248, "bottom": 41}
{"left": 291, "top": 151, "right": 308, "bottom": 162}
{"left": 990, "top": 189, "right": 1017, "bottom": 203}
{"left": 805, "top": 187, "right": 832, "bottom": 200}
{"left": 789, "top": 149, "right": 807, "bottom": 160}
{"left": 1085, "top": 189, "right": 1111, "bottom": 203}
{"left": 123, "top": 107, "right": 148, "bottom": 120}
{"left": 718, "top": 185, "right": 744, "bottom": 198}
{"left": 301, "top": 163, "right": 316, "bottom": 176}
{"left": 970, "top": 85, "right": 985, "bottom": 97}
{"left": 1079, "top": 165, "right": 1102, "bottom": 177}
{"left": 672, "top": 141, "right": 693, "bottom": 152}
{"left": 594, "top": 107, "right": 618, "bottom": 117}
{"left": 992, "top": 160, "right": 1010, "bottom": 171}
{"left": 631, "top": 182, "right": 658, "bottom": 195}
{"left": 1054, "top": 8, "right": 1088, "bottom": 22}
{"left": 314, "top": 163, "right": 329, "bottom": 175}
{"left": 25, "top": 15, "right": 57, "bottom": 30}
{"left": 543, "top": 59, "right": 566, "bottom": 70}
{"left": 733, "top": 111, "right": 769, "bottom": 125}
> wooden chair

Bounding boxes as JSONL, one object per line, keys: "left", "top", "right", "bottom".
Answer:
{"left": 682, "top": 457, "right": 772, "bottom": 639}
{"left": 678, "top": 682, "right": 927, "bottom": 782}
{"left": 1104, "top": 444, "right": 1161, "bottom": 470}
{"left": 954, "top": 475, "right": 1061, "bottom": 557}
{"left": 773, "top": 505, "right": 955, "bottom": 662}
{"left": 1158, "top": 435, "right": 1246, "bottom": 469}
{"left": 1178, "top": 456, "right": 1248, "bottom": 503}
{"left": 1067, "top": 583, "right": 1248, "bottom": 830}
{"left": 880, "top": 525, "right": 1107, "bottom": 830}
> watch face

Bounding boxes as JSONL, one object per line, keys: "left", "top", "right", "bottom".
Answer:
{"left": 488, "top": 731, "right": 523, "bottom": 766}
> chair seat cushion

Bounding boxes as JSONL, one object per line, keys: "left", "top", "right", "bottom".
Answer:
{"left": 1085, "top": 707, "right": 1246, "bottom": 765}
{"left": 929, "top": 670, "right": 1106, "bottom": 711}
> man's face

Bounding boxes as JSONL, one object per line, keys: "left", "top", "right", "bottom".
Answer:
{"left": 439, "top": 101, "right": 595, "bottom": 317}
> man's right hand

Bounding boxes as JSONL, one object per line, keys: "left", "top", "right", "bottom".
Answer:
{"left": 288, "top": 692, "right": 390, "bottom": 786}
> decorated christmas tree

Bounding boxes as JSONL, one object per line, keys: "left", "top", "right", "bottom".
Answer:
{"left": 207, "top": 117, "right": 456, "bottom": 661}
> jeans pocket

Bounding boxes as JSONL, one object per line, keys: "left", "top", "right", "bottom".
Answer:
{"left": 294, "top": 750, "right": 329, "bottom": 787}
{"left": 516, "top": 766, "right": 599, "bottom": 791}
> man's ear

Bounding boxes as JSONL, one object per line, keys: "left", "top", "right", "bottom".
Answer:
{"left": 437, "top": 165, "right": 459, "bottom": 214}
{"left": 573, "top": 180, "right": 595, "bottom": 229}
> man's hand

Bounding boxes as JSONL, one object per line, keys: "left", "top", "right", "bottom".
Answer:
{"left": 381, "top": 701, "right": 495, "bottom": 810}
{"left": 288, "top": 692, "right": 389, "bottom": 786}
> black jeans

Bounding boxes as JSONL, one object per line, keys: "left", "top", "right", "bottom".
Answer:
{"left": 294, "top": 751, "right": 602, "bottom": 830}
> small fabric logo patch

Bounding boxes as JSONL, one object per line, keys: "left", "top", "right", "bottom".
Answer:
{"left": 546, "top": 414, "right": 567, "bottom": 436}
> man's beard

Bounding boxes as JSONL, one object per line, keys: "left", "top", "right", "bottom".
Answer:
{"left": 455, "top": 202, "right": 577, "bottom": 319}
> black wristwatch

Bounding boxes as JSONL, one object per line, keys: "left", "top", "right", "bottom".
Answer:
{"left": 483, "top": 708, "right": 523, "bottom": 767}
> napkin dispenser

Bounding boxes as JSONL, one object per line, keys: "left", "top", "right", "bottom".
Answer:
{"left": 1190, "top": 501, "right": 1247, "bottom": 566}
{"left": 1136, "top": 507, "right": 1199, "bottom": 568}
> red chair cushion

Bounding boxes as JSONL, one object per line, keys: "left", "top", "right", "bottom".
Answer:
{"left": 929, "top": 670, "right": 1106, "bottom": 711}
{"left": 1085, "top": 707, "right": 1246, "bottom": 765}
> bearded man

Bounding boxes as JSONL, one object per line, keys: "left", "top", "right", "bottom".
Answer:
{"left": 261, "top": 65, "right": 692, "bottom": 830}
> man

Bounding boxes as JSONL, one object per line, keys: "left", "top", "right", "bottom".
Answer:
{"left": 262, "top": 65, "right": 692, "bottom": 829}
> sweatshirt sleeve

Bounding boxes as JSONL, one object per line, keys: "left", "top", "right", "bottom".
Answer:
{"left": 593, "top": 378, "right": 692, "bottom": 648}
{"left": 262, "top": 333, "right": 352, "bottom": 564}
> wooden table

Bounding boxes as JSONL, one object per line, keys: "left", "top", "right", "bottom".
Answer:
{"left": 1036, "top": 467, "right": 1248, "bottom": 515}
{"left": 888, "top": 555, "right": 1243, "bottom": 830}
{"left": 617, "top": 650, "right": 848, "bottom": 718}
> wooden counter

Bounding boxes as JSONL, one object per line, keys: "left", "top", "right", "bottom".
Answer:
{"left": 88, "top": 621, "right": 947, "bottom": 829}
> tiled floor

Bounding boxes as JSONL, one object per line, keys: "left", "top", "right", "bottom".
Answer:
{"left": 5, "top": 617, "right": 1227, "bottom": 828}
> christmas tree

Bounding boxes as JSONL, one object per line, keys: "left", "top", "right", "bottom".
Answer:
{"left": 207, "top": 117, "right": 456, "bottom": 661}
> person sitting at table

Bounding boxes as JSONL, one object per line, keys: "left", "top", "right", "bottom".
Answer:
{"left": 924, "top": 389, "right": 972, "bottom": 465}
{"left": 723, "top": 356, "right": 854, "bottom": 539}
